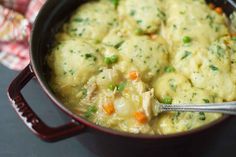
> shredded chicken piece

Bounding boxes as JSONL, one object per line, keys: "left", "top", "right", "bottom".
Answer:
{"left": 142, "top": 89, "right": 154, "bottom": 119}
{"left": 87, "top": 82, "right": 98, "bottom": 100}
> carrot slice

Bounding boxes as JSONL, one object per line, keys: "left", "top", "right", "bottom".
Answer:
{"left": 103, "top": 103, "right": 115, "bottom": 115}
{"left": 231, "top": 34, "right": 236, "bottom": 37}
{"left": 134, "top": 111, "right": 147, "bottom": 123}
{"left": 215, "top": 7, "right": 223, "bottom": 15}
{"left": 129, "top": 71, "right": 139, "bottom": 80}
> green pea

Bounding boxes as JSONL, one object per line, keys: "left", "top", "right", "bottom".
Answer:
{"left": 183, "top": 36, "right": 191, "bottom": 43}
{"left": 109, "top": 0, "right": 119, "bottom": 8}
{"left": 117, "top": 82, "right": 126, "bottom": 92}
{"left": 110, "top": 55, "right": 118, "bottom": 63}
{"left": 104, "top": 55, "right": 118, "bottom": 65}
{"left": 104, "top": 57, "right": 112, "bottom": 64}
{"left": 161, "top": 96, "right": 173, "bottom": 104}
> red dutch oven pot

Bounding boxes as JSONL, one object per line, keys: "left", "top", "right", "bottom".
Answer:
{"left": 7, "top": 0, "right": 236, "bottom": 156}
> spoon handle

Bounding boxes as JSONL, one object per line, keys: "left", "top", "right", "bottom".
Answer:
{"left": 159, "top": 101, "right": 236, "bottom": 115}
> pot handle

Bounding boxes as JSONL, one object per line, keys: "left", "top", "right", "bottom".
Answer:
{"left": 8, "top": 65, "right": 85, "bottom": 142}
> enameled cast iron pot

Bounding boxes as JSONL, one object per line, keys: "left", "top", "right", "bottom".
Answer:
{"left": 8, "top": 0, "right": 236, "bottom": 156}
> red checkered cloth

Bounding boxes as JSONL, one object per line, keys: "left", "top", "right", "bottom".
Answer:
{"left": 0, "top": 0, "right": 45, "bottom": 70}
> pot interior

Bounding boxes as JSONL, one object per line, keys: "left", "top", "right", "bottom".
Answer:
{"left": 30, "top": 0, "right": 236, "bottom": 137}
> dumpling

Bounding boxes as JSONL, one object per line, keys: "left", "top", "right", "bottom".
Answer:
{"left": 118, "top": 35, "right": 169, "bottom": 81}
{"left": 118, "top": 0, "right": 166, "bottom": 34}
{"left": 64, "top": 0, "right": 118, "bottom": 41}
{"left": 47, "top": 35, "right": 105, "bottom": 92}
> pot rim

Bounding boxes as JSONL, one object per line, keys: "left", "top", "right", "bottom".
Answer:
{"left": 30, "top": 0, "right": 231, "bottom": 140}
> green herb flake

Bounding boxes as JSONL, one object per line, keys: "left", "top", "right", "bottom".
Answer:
{"left": 81, "top": 88, "right": 87, "bottom": 97}
{"left": 173, "top": 111, "right": 181, "bottom": 120}
{"left": 70, "top": 28, "right": 77, "bottom": 32}
{"left": 203, "top": 99, "right": 210, "bottom": 103}
{"left": 168, "top": 79, "right": 177, "bottom": 91}
{"left": 161, "top": 96, "right": 173, "bottom": 104}
{"left": 209, "top": 65, "right": 219, "bottom": 71}
{"left": 134, "top": 28, "right": 144, "bottom": 35}
{"left": 69, "top": 69, "right": 75, "bottom": 75}
{"left": 114, "top": 41, "right": 124, "bottom": 49}
{"left": 232, "top": 37, "right": 236, "bottom": 41}
{"left": 136, "top": 20, "right": 142, "bottom": 24}
{"left": 130, "top": 10, "right": 136, "bottom": 16}
{"left": 156, "top": 8, "right": 166, "bottom": 20}
{"left": 84, "top": 105, "right": 97, "bottom": 118}
{"left": 85, "top": 53, "right": 92, "bottom": 58}
{"left": 73, "top": 17, "right": 83, "bottom": 23}
{"left": 109, "top": 0, "right": 119, "bottom": 8}
{"left": 164, "top": 66, "right": 176, "bottom": 73}
{"left": 85, "top": 53, "right": 97, "bottom": 61}
{"left": 181, "top": 51, "right": 192, "bottom": 60}
{"left": 199, "top": 112, "right": 206, "bottom": 121}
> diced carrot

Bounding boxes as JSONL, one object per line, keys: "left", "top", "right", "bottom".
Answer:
{"left": 134, "top": 111, "right": 147, "bottom": 123}
{"left": 149, "top": 34, "right": 158, "bottom": 40}
{"left": 103, "top": 103, "right": 115, "bottom": 115}
{"left": 231, "top": 34, "right": 236, "bottom": 37}
{"left": 215, "top": 7, "right": 223, "bottom": 15}
{"left": 208, "top": 3, "right": 215, "bottom": 9}
{"left": 129, "top": 71, "right": 139, "bottom": 80}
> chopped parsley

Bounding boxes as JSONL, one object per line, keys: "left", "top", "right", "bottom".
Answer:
{"left": 109, "top": 0, "right": 119, "bottom": 8}
{"left": 81, "top": 88, "right": 87, "bottom": 97}
{"left": 73, "top": 17, "right": 83, "bottom": 23}
{"left": 199, "top": 112, "right": 206, "bottom": 121}
{"left": 164, "top": 66, "right": 176, "bottom": 73}
{"left": 209, "top": 45, "right": 225, "bottom": 59}
{"left": 209, "top": 65, "right": 219, "bottom": 71}
{"left": 172, "top": 111, "right": 181, "bottom": 121}
{"left": 181, "top": 51, "right": 192, "bottom": 60}
{"left": 156, "top": 8, "right": 166, "bottom": 20}
{"left": 169, "top": 79, "right": 177, "bottom": 91}
{"left": 130, "top": 10, "right": 136, "bottom": 16}
{"left": 203, "top": 99, "right": 210, "bottom": 103}
{"left": 84, "top": 105, "right": 97, "bottom": 118}
{"left": 136, "top": 20, "right": 142, "bottom": 24}
{"left": 68, "top": 69, "right": 75, "bottom": 75}
{"left": 85, "top": 53, "right": 97, "bottom": 61}
{"left": 114, "top": 41, "right": 124, "bottom": 49}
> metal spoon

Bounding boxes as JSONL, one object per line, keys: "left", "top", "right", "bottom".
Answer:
{"left": 153, "top": 101, "right": 236, "bottom": 116}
